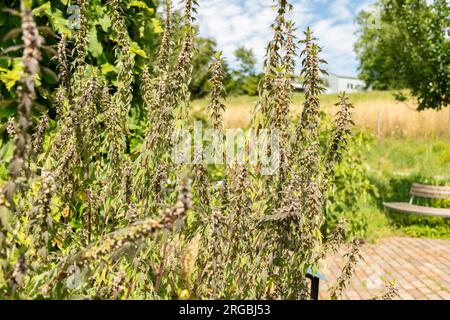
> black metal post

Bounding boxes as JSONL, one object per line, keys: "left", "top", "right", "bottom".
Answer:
{"left": 310, "top": 277, "right": 320, "bottom": 300}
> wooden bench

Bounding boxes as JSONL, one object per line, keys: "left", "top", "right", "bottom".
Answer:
{"left": 383, "top": 183, "right": 450, "bottom": 218}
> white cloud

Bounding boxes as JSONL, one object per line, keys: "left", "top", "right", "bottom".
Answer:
{"left": 312, "top": 19, "right": 358, "bottom": 75}
{"left": 196, "top": 0, "right": 276, "bottom": 66}
{"left": 329, "top": 0, "right": 353, "bottom": 21}
{"left": 194, "top": 0, "right": 374, "bottom": 76}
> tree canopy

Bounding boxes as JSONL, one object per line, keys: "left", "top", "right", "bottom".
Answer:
{"left": 355, "top": 0, "right": 449, "bottom": 110}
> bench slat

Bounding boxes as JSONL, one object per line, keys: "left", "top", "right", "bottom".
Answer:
{"left": 411, "top": 187, "right": 450, "bottom": 194}
{"left": 383, "top": 202, "right": 450, "bottom": 218}
{"left": 410, "top": 190, "right": 450, "bottom": 199}
{"left": 410, "top": 183, "right": 450, "bottom": 199}
{"left": 412, "top": 183, "right": 450, "bottom": 191}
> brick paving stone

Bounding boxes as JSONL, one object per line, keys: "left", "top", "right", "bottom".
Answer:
{"left": 418, "top": 286, "right": 432, "bottom": 295}
{"left": 399, "top": 292, "right": 414, "bottom": 300}
{"left": 318, "top": 237, "right": 450, "bottom": 300}
{"left": 437, "top": 290, "right": 450, "bottom": 299}
{"left": 410, "top": 289, "right": 426, "bottom": 299}
{"left": 411, "top": 279, "right": 426, "bottom": 289}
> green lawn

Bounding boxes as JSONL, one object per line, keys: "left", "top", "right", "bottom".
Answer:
{"left": 367, "top": 138, "right": 450, "bottom": 180}
{"left": 362, "top": 138, "right": 450, "bottom": 241}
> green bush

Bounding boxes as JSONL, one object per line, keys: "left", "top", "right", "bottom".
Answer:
{"left": 0, "top": 0, "right": 161, "bottom": 139}
{"left": 388, "top": 214, "right": 450, "bottom": 238}
{"left": 322, "top": 126, "right": 380, "bottom": 238}
{"left": 241, "top": 74, "right": 262, "bottom": 96}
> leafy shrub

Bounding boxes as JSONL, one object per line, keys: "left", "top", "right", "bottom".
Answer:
{"left": 0, "top": 0, "right": 161, "bottom": 131}
{"left": 322, "top": 120, "right": 380, "bottom": 238}
{"left": 388, "top": 214, "right": 450, "bottom": 238}
{"left": 241, "top": 74, "right": 262, "bottom": 96}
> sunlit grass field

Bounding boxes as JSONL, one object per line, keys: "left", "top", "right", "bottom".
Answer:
{"left": 367, "top": 138, "right": 450, "bottom": 180}
{"left": 193, "top": 90, "right": 450, "bottom": 139}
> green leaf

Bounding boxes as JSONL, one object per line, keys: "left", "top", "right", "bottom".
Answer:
{"left": 101, "top": 63, "right": 118, "bottom": 75}
{"left": 32, "top": 1, "right": 71, "bottom": 36}
{"left": 88, "top": 27, "right": 103, "bottom": 58}
{"left": 32, "top": 1, "right": 51, "bottom": 16}
{"left": 49, "top": 8, "right": 72, "bottom": 36}
{"left": 151, "top": 18, "right": 163, "bottom": 33}
{"left": 97, "top": 15, "right": 111, "bottom": 32}
{"left": 0, "top": 103, "right": 16, "bottom": 119}
{"left": 0, "top": 59, "right": 23, "bottom": 90}
{"left": 0, "top": 10, "right": 7, "bottom": 26}
{"left": 128, "top": 1, "right": 155, "bottom": 13}
{"left": 129, "top": 41, "right": 147, "bottom": 58}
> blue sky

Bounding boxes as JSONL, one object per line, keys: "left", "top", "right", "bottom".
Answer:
{"left": 193, "top": 0, "right": 375, "bottom": 77}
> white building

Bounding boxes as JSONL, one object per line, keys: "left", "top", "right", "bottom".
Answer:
{"left": 292, "top": 73, "right": 367, "bottom": 94}
{"left": 324, "top": 73, "right": 366, "bottom": 94}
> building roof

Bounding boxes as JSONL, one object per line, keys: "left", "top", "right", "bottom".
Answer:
{"left": 328, "top": 73, "right": 362, "bottom": 81}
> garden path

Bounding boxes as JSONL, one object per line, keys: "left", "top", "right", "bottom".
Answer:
{"left": 319, "top": 237, "right": 450, "bottom": 300}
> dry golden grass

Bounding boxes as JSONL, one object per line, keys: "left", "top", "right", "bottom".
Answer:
{"left": 192, "top": 91, "right": 450, "bottom": 138}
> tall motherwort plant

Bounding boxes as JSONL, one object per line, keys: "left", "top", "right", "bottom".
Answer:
{"left": 0, "top": 0, "right": 372, "bottom": 300}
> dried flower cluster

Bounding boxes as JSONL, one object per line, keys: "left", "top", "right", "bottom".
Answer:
{"left": 329, "top": 238, "right": 363, "bottom": 300}
{"left": 208, "top": 55, "right": 227, "bottom": 131}
{"left": 5, "top": 0, "right": 43, "bottom": 201}
{"left": 371, "top": 281, "right": 399, "bottom": 300}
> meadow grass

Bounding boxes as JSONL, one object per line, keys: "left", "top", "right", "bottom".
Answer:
{"left": 367, "top": 138, "right": 450, "bottom": 180}
{"left": 192, "top": 90, "right": 450, "bottom": 138}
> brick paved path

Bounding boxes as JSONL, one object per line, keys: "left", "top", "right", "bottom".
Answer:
{"left": 319, "top": 237, "right": 450, "bottom": 300}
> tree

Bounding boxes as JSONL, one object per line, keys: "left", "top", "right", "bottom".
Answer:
{"left": 230, "top": 46, "right": 261, "bottom": 96}
{"left": 355, "top": 0, "right": 450, "bottom": 110}
{"left": 235, "top": 46, "right": 257, "bottom": 76}
{"left": 189, "top": 37, "right": 227, "bottom": 99}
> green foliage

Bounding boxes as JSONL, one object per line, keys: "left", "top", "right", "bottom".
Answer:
{"left": 189, "top": 37, "right": 220, "bottom": 99}
{"left": 355, "top": 0, "right": 450, "bottom": 110}
{"left": 323, "top": 126, "right": 380, "bottom": 238}
{"left": 389, "top": 214, "right": 450, "bottom": 238}
{"left": 235, "top": 46, "right": 257, "bottom": 76}
{"left": 189, "top": 44, "right": 262, "bottom": 98}
{"left": 240, "top": 74, "right": 262, "bottom": 96}
{"left": 0, "top": 0, "right": 160, "bottom": 138}
{"left": 229, "top": 47, "right": 262, "bottom": 96}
